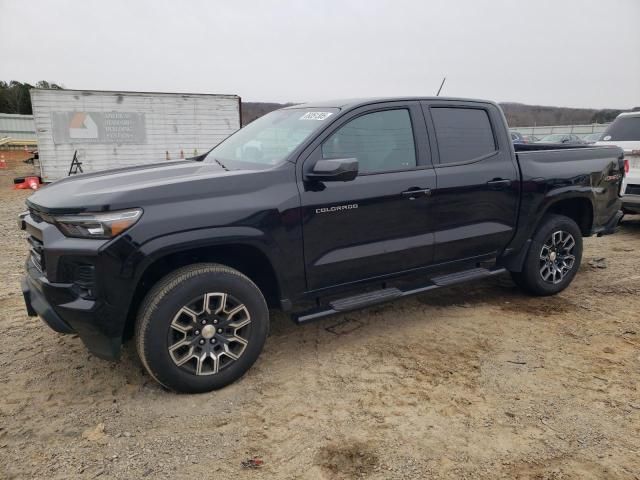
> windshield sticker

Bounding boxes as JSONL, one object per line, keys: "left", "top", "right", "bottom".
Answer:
{"left": 300, "top": 111, "right": 333, "bottom": 121}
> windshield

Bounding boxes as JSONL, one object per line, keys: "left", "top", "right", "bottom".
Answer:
{"left": 583, "top": 133, "right": 602, "bottom": 141}
{"left": 205, "top": 108, "right": 339, "bottom": 169}
{"left": 539, "top": 134, "right": 566, "bottom": 142}
{"left": 601, "top": 116, "right": 640, "bottom": 142}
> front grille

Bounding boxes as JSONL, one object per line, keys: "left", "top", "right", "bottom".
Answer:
{"left": 27, "top": 235, "right": 45, "bottom": 273}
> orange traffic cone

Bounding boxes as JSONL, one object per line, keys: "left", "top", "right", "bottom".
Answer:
{"left": 14, "top": 176, "right": 41, "bottom": 190}
{"left": 26, "top": 176, "right": 40, "bottom": 189}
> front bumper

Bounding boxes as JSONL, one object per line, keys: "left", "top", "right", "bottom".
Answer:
{"left": 22, "top": 256, "right": 124, "bottom": 361}
{"left": 22, "top": 274, "right": 75, "bottom": 334}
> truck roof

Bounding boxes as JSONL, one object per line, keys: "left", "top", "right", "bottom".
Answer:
{"left": 284, "top": 97, "right": 497, "bottom": 110}
{"left": 616, "top": 111, "right": 640, "bottom": 118}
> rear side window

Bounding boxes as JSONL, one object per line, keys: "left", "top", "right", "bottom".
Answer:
{"left": 322, "top": 109, "right": 416, "bottom": 173}
{"left": 431, "top": 107, "right": 496, "bottom": 164}
{"left": 602, "top": 116, "right": 640, "bottom": 141}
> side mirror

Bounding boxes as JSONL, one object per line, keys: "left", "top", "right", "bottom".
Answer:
{"left": 306, "top": 158, "right": 358, "bottom": 182}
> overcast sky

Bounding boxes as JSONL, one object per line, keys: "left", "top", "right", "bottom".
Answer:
{"left": 1, "top": 0, "right": 639, "bottom": 109}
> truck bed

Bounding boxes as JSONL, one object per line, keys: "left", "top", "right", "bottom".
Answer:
{"left": 514, "top": 144, "right": 623, "bottom": 179}
{"left": 513, "top": 143, "right": 596, "bottom": 152}
{"left": 512, "top": 143, "right": 624, "bottom": 242}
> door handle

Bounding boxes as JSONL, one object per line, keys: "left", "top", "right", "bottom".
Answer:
{"left": 401, "top": 188, "right": 431, "bottom": 199}
{"left": 487, "top": 179, "right": 512, "bottom": 190}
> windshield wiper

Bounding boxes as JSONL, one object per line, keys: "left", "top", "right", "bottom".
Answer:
{"left": 212, "top": 158, "right": 229, "bottom": 171}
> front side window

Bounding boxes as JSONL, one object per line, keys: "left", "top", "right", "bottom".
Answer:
{"left": 205, "top": 108, "right": 338, "bottom": 169}
{"left": 431, "top": 107, "right": 496, "bottom": 164}
{"left": 322, "top": 109, "right": 417, "bottom": 173}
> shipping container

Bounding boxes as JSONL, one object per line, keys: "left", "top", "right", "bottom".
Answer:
{"left": 30, "top": 89, "right": 241, "bottom": 181}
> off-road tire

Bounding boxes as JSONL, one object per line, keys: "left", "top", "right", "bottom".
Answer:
{"left": 511, "top": 214, "right": 583, "bottom": 296}
{"left": 135, "top": 263, "right": 269, "bottom": 393}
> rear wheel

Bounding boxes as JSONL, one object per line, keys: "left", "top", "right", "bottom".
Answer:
{"left": 511, "top": 214, "right": 583, "bottom": 296}
{"left": 135, "top": 263, "right": 269, "bottom": 393}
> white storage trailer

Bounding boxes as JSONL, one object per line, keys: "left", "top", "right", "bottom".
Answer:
{"left": 30, "top": 89, "right": 241, "bottom": 182}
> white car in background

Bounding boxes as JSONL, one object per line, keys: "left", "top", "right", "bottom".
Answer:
{"left": 596, "top": 111, "right": 640, "bottom": 214}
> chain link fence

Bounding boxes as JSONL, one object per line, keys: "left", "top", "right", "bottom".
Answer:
{"left": 510, "top": 123, "right": 610, "bottom": 138}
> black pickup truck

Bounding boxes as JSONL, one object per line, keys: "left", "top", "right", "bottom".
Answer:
{"left": 20, "top": 97, "right": 624, "bottom": 393}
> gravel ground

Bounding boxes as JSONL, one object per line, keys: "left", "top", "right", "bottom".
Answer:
{"left": 0, "top": 166, "right": 639, "bottom": 479}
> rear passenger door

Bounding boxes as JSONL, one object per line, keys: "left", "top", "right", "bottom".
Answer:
{"left": 422, "top": 101, "right": 520, "bottom": 264}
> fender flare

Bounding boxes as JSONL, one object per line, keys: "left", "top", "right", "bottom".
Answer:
{"left": 129, "top": 226, "right": 291, "bottom": 301}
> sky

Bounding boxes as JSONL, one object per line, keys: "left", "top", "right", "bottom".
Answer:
{"left": 1, "top": 0, "right": 639, "bottom": 109}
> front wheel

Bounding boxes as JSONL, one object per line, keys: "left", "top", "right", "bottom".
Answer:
{"left": 511, "top": 214, "right": 583, "bottom": 296}
{"left": 135, "top": 263, "right": 269, "bottom": 393}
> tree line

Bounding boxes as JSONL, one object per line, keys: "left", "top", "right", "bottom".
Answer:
{"left": 1, "top": 80, "right": 636, "bottom": 127}
{"left": 0, "top": 80, "right": 63, "bottom": 115}
{"left": 500, "top": 102, "right": 635, "bottom": 127}
{"left": 244, "top": 102, "right": 637, "bottom": 128}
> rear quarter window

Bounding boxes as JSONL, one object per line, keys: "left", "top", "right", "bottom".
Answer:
{"left": 602, "top": 116, "right": 640, "bottom": 141}
{"left": 431, "top": 107, "right": 496, "bottom": 164}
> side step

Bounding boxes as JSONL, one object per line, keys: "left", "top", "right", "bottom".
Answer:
{"left": 330, "top": 288, "right": 402, "bottom": 312}
{"left": 431, "top": 267, "right": 497, "bottom": 286}
{"left": 293, "top": 267, "right": 506, "bottom": 324}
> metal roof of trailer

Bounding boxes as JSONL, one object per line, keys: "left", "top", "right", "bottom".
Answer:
{"left": 30, "top": 88, "right": 240, "bottom": 99}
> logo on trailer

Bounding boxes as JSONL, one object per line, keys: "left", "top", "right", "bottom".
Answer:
{"left": 69, "top": 113, "right": 98, "bottom": 139}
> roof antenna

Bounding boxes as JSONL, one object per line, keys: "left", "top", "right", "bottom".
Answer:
{"left": 436, "top": 76, "right": 446, "bottom": 96}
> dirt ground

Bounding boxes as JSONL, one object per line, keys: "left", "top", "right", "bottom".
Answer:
{"left": 0, "top": 162, "right": 639, "bottom": 480}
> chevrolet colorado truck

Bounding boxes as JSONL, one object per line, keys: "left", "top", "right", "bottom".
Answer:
{"left": 20, "top": 97, "right": 625, "bottom": 393}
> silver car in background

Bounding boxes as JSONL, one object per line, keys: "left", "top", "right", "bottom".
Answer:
{"left": 596, "top": 112, "right": 640, "bottom": 214}
{"left": 536, "top": 133, "right": 585, "bottom": 145}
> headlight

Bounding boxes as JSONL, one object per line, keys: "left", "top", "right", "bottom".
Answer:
{"left": 53, "top": 208, "right": 142, "bottom": 239}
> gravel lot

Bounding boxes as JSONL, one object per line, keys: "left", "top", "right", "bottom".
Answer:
{"left": 0, "top": 165, "right": 639, "bottom": 479}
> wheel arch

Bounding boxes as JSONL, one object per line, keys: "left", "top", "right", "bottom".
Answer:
{"left": 123, "top": 236, "right": 286, "bottom": 340}
{"left": 542, "top": 195, "right": 594, "bottom": 236}
{"left": 501, "top": 194, "right": 593, "bottom": 273}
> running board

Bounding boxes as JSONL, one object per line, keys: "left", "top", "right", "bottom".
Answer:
{"left": 293, "top": 267, "right": 506, "bottom": 324}
{"left": 330, "top": 288, "right": 402, "bottom": 312}
{"left": 431, "top": 267, "right": 499, "bottom": 286}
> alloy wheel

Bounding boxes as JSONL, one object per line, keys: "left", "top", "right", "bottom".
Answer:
{"left": 167, "top": 292, "right": 251, "bottom": 375}
{"left": 539, "top": 230, "right": 576, "bottom": 284}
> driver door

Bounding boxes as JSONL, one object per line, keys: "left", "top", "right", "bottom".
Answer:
{"left": 298, "top": 102, "right": 437, "bottom": 291}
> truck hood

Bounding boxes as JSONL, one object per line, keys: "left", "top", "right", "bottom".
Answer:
{"left": 27, "top": 160, "right": 258, "bottom": 214}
